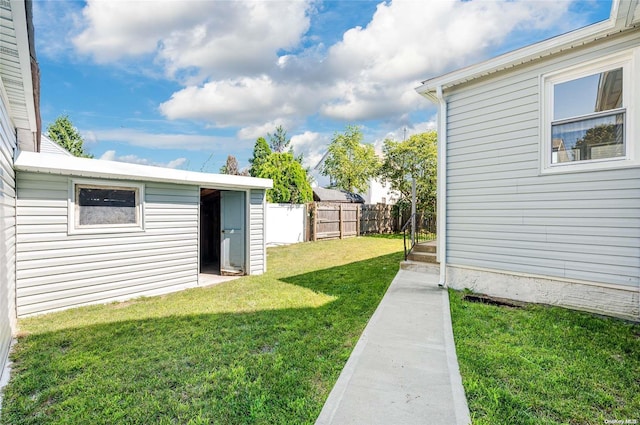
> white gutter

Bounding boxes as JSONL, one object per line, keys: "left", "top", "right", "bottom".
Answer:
{"left": 435, "top": 86, "right": 447, "bottom": 287}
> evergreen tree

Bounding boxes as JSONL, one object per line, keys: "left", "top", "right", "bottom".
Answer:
{"left": 267, "top": 125, "right": 291, "bottom": 153}
{"left": 249, "top": 137, "right": 272, "bottom": 177}
{"left": 46, "top": 115, "right": 93, "bottom": 158}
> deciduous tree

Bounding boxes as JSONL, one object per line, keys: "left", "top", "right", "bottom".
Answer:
{"left": 219, "top": 155, "right": 248, "bottom": 176}
{"left": 256, "top": 152, "right": 312, "bottom": 203}
{"left": 320, "top": 125, "right": 380, "bottom": 193}
{"left": 379, "top": 131, "right": 437, "bottom": 216}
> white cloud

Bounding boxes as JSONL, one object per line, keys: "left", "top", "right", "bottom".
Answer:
{"left": 159, "top": 76, "right": 313, "bottom": 127}
{"left": 318, "top": 0, "right": 576, "bottom": 121}
{"left": 237, "top": 119, "right": 293, "bottom": 141}
{"left": 290, "top": 131, "right": 329, "bottom": 169}
{"left": 166, "top": 157, "right": 189, "bottom": 169}
{"left": 70, "top": 0, "right": 583, "bottom": 129}
{"left": 33, "top": 1, "right": 84, "bottom": 59}
{"left": 90, "top": 128, "right": 240, "bottom": 151}
{"left": 73, "top": 0, "right": 312, "bottom": 81}
{"left": 100, "top": 150, "right": 188, "bottom": 169}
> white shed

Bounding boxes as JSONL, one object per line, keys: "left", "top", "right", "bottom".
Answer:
{"left": 12, "top": 152, "right": 272, "bottom": 316}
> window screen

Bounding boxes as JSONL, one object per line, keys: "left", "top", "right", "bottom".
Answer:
{"left": 77, "top": 187, "right": 138, "bottom": 226}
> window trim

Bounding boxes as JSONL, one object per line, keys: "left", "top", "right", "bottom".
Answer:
{"left": 68, "top": 179, "right": 145, "bottom": 235}
{"left": 540, "top": 49, "right": 638, "bottom": 174}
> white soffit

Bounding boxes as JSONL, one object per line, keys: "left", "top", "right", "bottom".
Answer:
{"left": 0, "top": 0, "right": 37, "bottom": 132}
{"left": 14, "top": 151, "right": 274, "bottom": 190}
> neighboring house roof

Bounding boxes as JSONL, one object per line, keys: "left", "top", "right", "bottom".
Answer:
{"left": 14, "top": 151, "right": 273, "bottom": 190}
{"left": 0, "top": 0, "right": 40, "bottom": 150}
{"left": 416, "top": 0, "right": 640, "bottom": 100}
{"left": 39, "top": 134, "right": 72, "bottom": 156}
{"left": 313, "top": 187, "right": 364, "bottom": 203}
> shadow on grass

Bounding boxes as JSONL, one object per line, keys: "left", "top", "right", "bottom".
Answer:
{"left": 2, "top": 252, "right": 402, "bottom": 425}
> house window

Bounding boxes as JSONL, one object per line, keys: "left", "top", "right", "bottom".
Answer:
{"left": 541, "top": 51, "right": 637, "bottom": 173}
{"left": 551, "top": 67, "right": 624, "bottom": 164}
{"left": 69, "top": 180, "right": 144, "bottom": 234}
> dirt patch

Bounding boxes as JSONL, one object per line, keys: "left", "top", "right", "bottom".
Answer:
{"left": 462, "top": 293, "right": 526, "bottom": 308}
{"left": 110, "top": 300, "right": 138, "bottom": 309}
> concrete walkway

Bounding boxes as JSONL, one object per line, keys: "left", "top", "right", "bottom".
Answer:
{"left": 315, "top": 269, "right": 471, "bottom": 425}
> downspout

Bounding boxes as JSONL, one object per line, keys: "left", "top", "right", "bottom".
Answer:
{"left": 436, "top": 86, "right": 447, "bottom": 287}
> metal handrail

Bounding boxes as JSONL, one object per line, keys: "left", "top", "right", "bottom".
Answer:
{"left": 402, "top": 213, "right": 416, "bottom": 261}
{"left": 402, "top": 213, "right": 436, "bottom": 260}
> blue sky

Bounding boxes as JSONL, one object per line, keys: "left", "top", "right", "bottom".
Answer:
{"left": 33, "top": 0, "right": 613, "bottom": 178}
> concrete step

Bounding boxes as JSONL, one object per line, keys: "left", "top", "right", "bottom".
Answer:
{"left": 400, "top": 260, "right": 439, "bottom": 274}
{"left": 412, "top": 241, "right": 437, "bottom": 253}
{"left": 407, "top": 251, "right": 438, "bottom": 263}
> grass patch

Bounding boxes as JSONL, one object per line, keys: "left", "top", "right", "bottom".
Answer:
{"left": 450, "top": 290, "right": 640, "bottom": 425}
{"left": 1, "top": 237, "right": 403, "bottom": 425}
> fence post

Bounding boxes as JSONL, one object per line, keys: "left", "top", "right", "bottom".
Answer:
{"left": 356, "top": 204, "right": 361, "bottom": 236}
{"left": 339, "top": 204, "right": 343, "bottom": 239}
{"left": 312, "top": 203, "right": 317, "bottom": 242}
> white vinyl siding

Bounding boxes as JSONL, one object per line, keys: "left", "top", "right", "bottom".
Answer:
{"left": 249, "top": 189, "right": 266, "bottom": 274}
{"left": 39, "top": 136, "right": 71, "bottom": 156}
{"left": 0, "top": 94, "right": 16, "bottom": 365}
{"left": 445, "top": 31, "right": 640, "bottom": 289}
{"left": 15, "top": 173, "right": 200, "bottom": 316}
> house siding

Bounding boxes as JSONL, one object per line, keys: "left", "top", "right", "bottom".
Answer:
{"left": 15, "top": 173, "right": 200, "bottom": 316}
{"left": 445, "top": 31, "right": 640, "bottom": 290}
{"left": 0, "top": 94, "right": 17, "bottom": 365}
{"left": 249, "top": 189, "right": 266, "bottom": 274}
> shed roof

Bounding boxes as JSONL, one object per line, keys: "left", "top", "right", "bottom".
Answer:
{"left": 313, "top": 187, "right": 364, "bottom": 203}
{"left": 14, "top": 151, "right": 273, "bottom": 190}
{"left": 416, "top": 0, "right": 640, "bottom": 100}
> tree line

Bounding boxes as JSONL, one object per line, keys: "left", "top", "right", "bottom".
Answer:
{"left": 223, "top": 124, "right": 437, "bottom": 218}
{"left": 46, "top": 115, "right": 437, "bottom": 218}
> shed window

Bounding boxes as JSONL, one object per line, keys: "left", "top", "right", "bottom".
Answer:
{"left": 541, "top": 50, "right": 637, "bottom": 173}
{"left": 77, "top": 187, "right": 138, "bottom": 226}
{"left": 69, "top": 180, "right": 144, "bottom": 234}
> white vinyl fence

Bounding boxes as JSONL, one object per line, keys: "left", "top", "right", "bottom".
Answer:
{"left": 266, "top": 204, "right": 307, "bottom": 246}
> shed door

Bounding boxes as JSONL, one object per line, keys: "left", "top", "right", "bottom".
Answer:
{"left": 220, "top": 191, "right": 245, "bottom": 275}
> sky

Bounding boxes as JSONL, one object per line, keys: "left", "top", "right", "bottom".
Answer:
{"left": 33, "top": 0, "right": 613, "bottom": 181}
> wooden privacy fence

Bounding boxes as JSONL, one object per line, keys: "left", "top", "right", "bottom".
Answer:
{"left": 360, "top": 203, "right": 395, "bottom": 234}
{"left": 307, "top": 202, "right": 399, "bottom": 241}
{"left": 308, "top": 202, "right": 360, "bottom": 241}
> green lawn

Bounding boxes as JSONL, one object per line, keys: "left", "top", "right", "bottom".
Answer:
{"left": 5, "top": 236, "right": 638, "bottom": 425}
{"left": 1, "top": 236, "right": 404, "bottom": 425}
{"left": 450, "top": 290, "right": 640, "bottom": 425}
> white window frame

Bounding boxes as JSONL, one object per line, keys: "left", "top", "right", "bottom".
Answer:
{"left": 540, "top": 49, "right": 639, "bottom": 174}
{"left": 68, "top": 179, "right": 145, "bottom": 235}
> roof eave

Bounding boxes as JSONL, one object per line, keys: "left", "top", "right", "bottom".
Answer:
{"left": 11, "top": 0, "right": 38, "bottom": 134}
{"left": 14, "top": 151, "right": 274, "bottom": 190}
{"left": 415, "top": 14, "right": 621, "bottom": 97}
